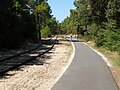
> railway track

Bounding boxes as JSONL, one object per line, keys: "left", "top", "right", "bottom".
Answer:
{"left": 0, "top": 36, "right": 57, "bottom": 74}
{"left": 0, "top": 36, "right": 53, "bottom": 62}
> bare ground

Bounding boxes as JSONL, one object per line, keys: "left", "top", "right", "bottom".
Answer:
{"left": 111, "top": 67, "right": 120, "bottom": 89}
{"left": 0, "top": 39, "right": 73, "bottom": 90}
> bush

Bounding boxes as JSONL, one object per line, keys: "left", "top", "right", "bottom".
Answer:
{"left": 95, "top": 29, "right": 107, "bottom": 47}
{"left": 87, "top": 24, "right": 107, "bottom": 47}
{"left": 41, "top": 26, "right": 52, "bottom": 38}
{"left": 104, "top": 30, "right": 120, "bottom": 53}
{"left": 87, "top": 23, "right": 99, "bottom": 38}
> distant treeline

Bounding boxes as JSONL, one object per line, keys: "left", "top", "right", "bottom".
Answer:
{"left": 0, "top": 0, "right": 59, "bottom": 49}
{"left": 61, "top": 0, "right": 120, "bottom": 54}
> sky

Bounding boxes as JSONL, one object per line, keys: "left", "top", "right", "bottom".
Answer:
{"left": 48, "top": 0, "right": 76, "bottom": 22}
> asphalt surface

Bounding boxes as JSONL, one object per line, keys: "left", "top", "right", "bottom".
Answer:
{"left": 52, "top": 40, "right": 118, "bottom": 90}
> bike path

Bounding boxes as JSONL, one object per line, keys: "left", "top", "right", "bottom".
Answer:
{"left": 52, "top": 40, "right": 118, "bottom": 90}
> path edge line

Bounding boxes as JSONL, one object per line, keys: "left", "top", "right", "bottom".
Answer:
{"left": 82, "top": 42, "right": 112, "bottom": 67}
{"left": 50, "top": 41, "right": 75, "bottom": 89}
{"left": 82, "top": 42, "right": 120, "bottom": 90}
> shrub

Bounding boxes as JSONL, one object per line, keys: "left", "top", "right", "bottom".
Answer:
{"left": 95, "top": 31, "right": 107, "bottom": 47}
{"left": 104, "top": 30, "right": 120, "bottom": 53}
{"left": 41, "top": 26, "right": 52, "bottom": 38}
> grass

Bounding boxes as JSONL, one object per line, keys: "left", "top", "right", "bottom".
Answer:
{"left": 66, "top": 42, "right": 71, "bottom": 46}
{"left": 94, "top": 44, "right": 120, "bottom": 67}
{"left": 92, "top": 42, "right": 119, "bottom": 67}
{"left": 113, "top": 56, "right": 120, "bottom": 67}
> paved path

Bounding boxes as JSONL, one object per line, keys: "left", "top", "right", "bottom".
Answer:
{"left": 52, "top": 40, "right": 118, "bottom": 90}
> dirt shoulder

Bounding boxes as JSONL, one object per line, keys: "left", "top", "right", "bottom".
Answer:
{"left": 0, "top": 38, "right": 73, "bottom": 90}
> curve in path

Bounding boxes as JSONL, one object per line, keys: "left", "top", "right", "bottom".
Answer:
{"left": 52, "top": 40, "right": 118, "bottom": 90}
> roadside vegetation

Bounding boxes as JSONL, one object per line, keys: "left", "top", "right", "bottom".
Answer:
{"left": 60, "top": 0, "right": 120, "bottom": 67}
{"left": 0, "top": 0, "right": 119, "bottom": 67}
{"left": 0, "top": 0, "right": 120, "bottom": 88}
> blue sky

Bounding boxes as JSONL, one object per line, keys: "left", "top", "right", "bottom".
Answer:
{"left": 48, "top": 0, "right": 76, "bottom": 22}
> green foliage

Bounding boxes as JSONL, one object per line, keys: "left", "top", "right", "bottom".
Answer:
{"left": 47, "top": 17, "right": 59, "bottom": 35}
{"left": 87, "top": 23, "right": 98, "bottom": 38}
{"left": 103, "top": 30, "right": 120, "bottom": 53}
{"left": 41, "top": 26, "right": 52, "bottom": 38}
{"left": 95, "top": 30, "right": 107, "bottom": 47}
{"left": 89, "top": 0, "right": 108, "bottom": 25}
{"left": 0, "top": 0, "right": 59, "bottom": 49}
{"left": 61, "top": 0, "right": 91, "bottom": 35}
{"left": 61, "top": 17, "right": 71, "bottom": 34}
{"left": 74, "top": 0, "right": 90, "bottom": 26}
{"left": 61, "top": 0, "right": 120, "bottom": 54}
{"left": 106, "top": 0, "right": 120, "bottom": 28}
{"left": 0, "top": 0, "right": 37, "bottom": 48}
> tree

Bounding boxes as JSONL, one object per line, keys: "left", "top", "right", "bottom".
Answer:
{"left": 28, "top": 0, "right": 52, "bottom": 40}
{"left": 106, "top": 0, "right": 120, "bottom": 29}
{"left": 73, "top": 0, "right": 90, "bottom": 35}
{"left": 0, "top": 0, "right": 36, "bottom": 48}
{"left": 0, "top": 0, "right": 55, "bottom": 49}
{"left": 47, "top": 17, "right": 59, "bottom": 34}
{"left": 89, "top": 0, "right": 109, "bottom": 25}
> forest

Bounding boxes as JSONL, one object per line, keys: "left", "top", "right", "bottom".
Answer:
{"left": 0, "top": 0, "right": 120, "bottom": 54}
{"left": 0, "top": 0, "right": 59, "bottom": 49}
{"left": 61, "top": 0, "right": 120, "bottom": 54}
